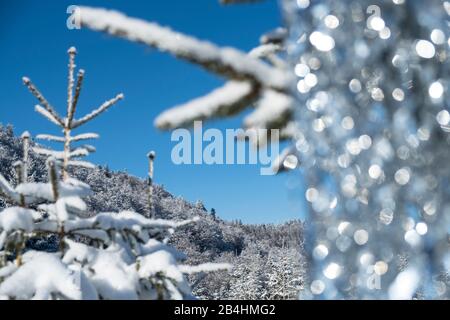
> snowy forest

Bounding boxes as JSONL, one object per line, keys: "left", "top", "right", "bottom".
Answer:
{"left": 1, "top": 0, "right": 449, "bottom": 300}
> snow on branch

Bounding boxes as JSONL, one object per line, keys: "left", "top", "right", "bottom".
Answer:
{"left": 179, "top": 263, "right": 232, "bottom": 274}
{"left": 78, "top": 6, "right": 290, "bottom": 91}
{"left": 0, "top": 252, "right": 82, "bottom": 300}
{"left": 22, "top": 78, "right": 63, "bottom": 126}
{"left": 270, "top": 146, "right": 299, "bottom": 174}
{"left": 68, "top": 69, "right": 85, "bottom": 126}
{"left": 34, "top": 105, "right": 63, "bottom": 127}
{"left": 243, "top": 89, "right": 293, "bottom": 131}
{"left": 71, "top": 93, "right": 124, "bottom": 129}
{"left": 36, "top": 134, "right": 65, "bottom": 143}
{"left": 220, "top": 0, "right": 266, "bottom": 5}
{"left": 155, "top": 81, "right": 259, "bottom": 129}
{"left": 23, "top": 47, "right": 123, "bottom": 179}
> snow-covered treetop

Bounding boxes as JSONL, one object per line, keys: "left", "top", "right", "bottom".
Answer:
{"left": 77, "top": 6, "right": 295, "bottom": 145}
{"left": 22, "top": 47, "right": 124, "bottom": 179}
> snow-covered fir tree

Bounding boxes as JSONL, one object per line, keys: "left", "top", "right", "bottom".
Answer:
{"left": 0, "top": 47, "right": 230, "bottom": 300}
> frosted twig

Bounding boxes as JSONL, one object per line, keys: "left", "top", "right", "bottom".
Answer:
{"left": 147, "top": 151, "right": 156, "bottom": 218}
{"left": 34, "top": 105, "right": 62, "bottom": 127}
{"left": 23, "top": 78, "right": 63, "bottom": 126}
{"left": 36, "top": 134, "right": 65, "bottom": 143}
{"left": 47, "top": 159, "right": 59, "bottom": 201}
{"left": 33, "top": 147, "right": 64, "bottom": 159}
{"left": 69, "top": 69, "right": 85, "bottom": 127}
{"left": 67, "top": 160, "right": 95, "bottom": 169}
{"left": 155, "top": 81, "right": 259, "bottom": 129}
{"left": 21, "top": 131, "right": 30, "bottom": 182}
{"left": 71, "top": 93, "right": 124, "bottom": 129}
{"left": 70, "top": 133, "right": 99, "bottom": 142}
{"left": 179, "top": 263, "right": 232, "bottom": 274}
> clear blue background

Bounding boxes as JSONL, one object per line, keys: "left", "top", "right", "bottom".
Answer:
{"left": 0, "top": 0, "right": 304, "bottom": 223}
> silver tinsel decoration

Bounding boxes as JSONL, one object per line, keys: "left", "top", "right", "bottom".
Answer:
{"left": 282, "top": 0, "right": 449, "bottom": 299}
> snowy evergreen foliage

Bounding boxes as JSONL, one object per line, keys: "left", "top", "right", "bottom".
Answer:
{"left": 0, "top": 125, "right": 305, "bottom": 299}
{"left": 282, "top": 0, "right": 450, "bottom": 299}
{"left": 76, "top": 3, "right": 297, "bottom": 166}
{"left": 0, "top": 47, "right": 230, "bottom": 300}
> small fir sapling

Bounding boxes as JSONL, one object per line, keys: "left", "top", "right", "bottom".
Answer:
{"left": 147, "top": 151, "right": 156, "bottom": 219}
{"left": 22, "top": 46, "right": 124, "bottom": 180}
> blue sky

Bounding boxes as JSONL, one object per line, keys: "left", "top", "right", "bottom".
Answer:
{"left": 0, "top": 0, "right": 304, "bottom": 223}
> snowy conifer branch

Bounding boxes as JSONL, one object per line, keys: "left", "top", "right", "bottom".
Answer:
{"left": 36, "top": 134, "right": 65, "bottom": 143}
{"left": 155, "top": 81, "right": 259, "bottom": 129}
{"left": 68, "top": 69, "right": 85, "bottom": 126}
{"left": 0, "top": 175, "right": 20, "bottom": 203}
{"left": 34, "top": 105, "right": 62, "bottom": 127}
{"left": 22, "top": 78, "right": 64, "bottom": 126}
{"left": 77, "top": 7, "right": 290, "bottom": 92}
{"left": 220, "top": 0, "right": 265, "bottom": 5}
{"left": 147, "top": 151, "right": 156, "bottom": 218}
{"left": 259, "top": 27, "right": 287, "bottom": 45}
{"left": 67, "top": 47, "right": 77, "bottom": 124}
{"left": 70, "top": 133, "right": 99, "bottom": 142}
{"left": 32, "top": 147, "right": 64, "bottom": 159}
{"left": 179, "top": 263, "right": 232, "bottom": 274}
{"left": 71, "top": 93, "right": 124, "bottom": 129}
{"left": 47, "top": 159, "right": 59, "bottom": 201}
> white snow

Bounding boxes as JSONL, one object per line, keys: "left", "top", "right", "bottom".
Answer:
{"left": 32, "top": 147, "right": 65, "bottom": 159}
{"left": 0, "top": 207, "right": 37, "bottom": 232}
{"left": 0, "top": 251, "right": 82, "bottom": 300}
{"left": 0, "top": 174, "right": 20, "bottom": 202}
{"left": 249, "top": 43, "right": 282, "bottom": 59}
{"left": 155, "top": 81, "right": 254, "bottom": 129}
{"left": 179, "top": 263, "right": 232, "bottom": 274}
